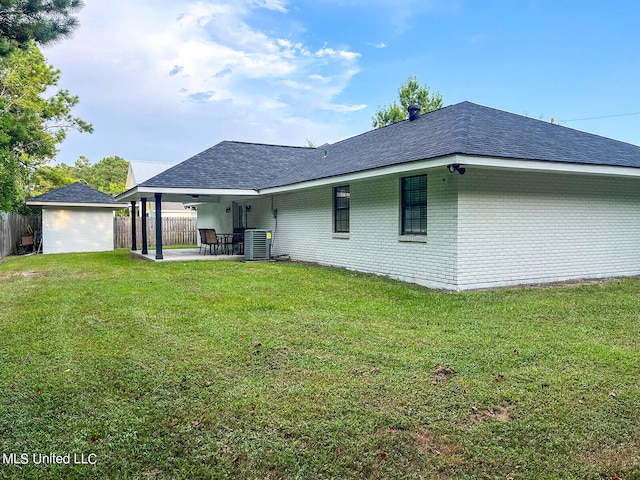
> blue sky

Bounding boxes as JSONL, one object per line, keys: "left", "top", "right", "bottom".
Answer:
{"left": 43, "top": 0, "right": 640, "bottom": 166}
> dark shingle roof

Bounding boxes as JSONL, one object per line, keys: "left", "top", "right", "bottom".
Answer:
{"left": 140, "top": 141, "right": 315, "bottom": 190}
{"left": 140, "top": 101, "right": 640, "bottom": 191}
{"left": 268, "top": 101, "right": 640, "bottom": 187}
{"left": 28, "top": 182, "right": 125, "bottom": 205}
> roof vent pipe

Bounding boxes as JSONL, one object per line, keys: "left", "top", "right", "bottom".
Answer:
{"left": 408, "top": 104, "right": 421, "bottom": 121}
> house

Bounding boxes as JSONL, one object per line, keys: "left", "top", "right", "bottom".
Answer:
{"left": 27, "top": 182, "right": 128, "bottom": 254}
{"left": 126, "top": 160, "right": 196, "bottom": 218}
{"left": 116, "top": 101, "right": 640, "bottom": 290}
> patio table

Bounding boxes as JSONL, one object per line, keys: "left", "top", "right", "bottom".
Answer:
{"left": 216, "top": 233, "right": 234, "bottom": 255}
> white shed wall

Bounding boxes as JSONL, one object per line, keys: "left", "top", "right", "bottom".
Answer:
{"left": 42, "top": 208, "right": 115, "bottom": 254}
{"left": 457, "top": 168, "right": 640, "bottom": 289}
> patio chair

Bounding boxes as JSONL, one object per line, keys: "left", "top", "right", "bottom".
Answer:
{"left": 198, "top": 228, "right": 219, "bottom": 255}
{"left": 231, "top": 227, "right": 245, "bottom": 255}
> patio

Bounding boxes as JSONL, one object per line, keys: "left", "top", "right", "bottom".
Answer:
{"left": 131, "top": 248, "right": 243, "bottom": 262}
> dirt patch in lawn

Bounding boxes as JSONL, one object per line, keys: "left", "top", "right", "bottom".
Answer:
{"left": 576, "top": 444, "right": 640, "bottom": 474}
{"left": 413, "top": 429, "right": 465, "bottom": 462}
{"left": 0, "top": 270, "right": 39, "bottom": 281}
{"left": 470, "top": 405, "right": 511, "bottom": 423}
{"left": 432, "top": 364, "right": 456, "bottom": 384}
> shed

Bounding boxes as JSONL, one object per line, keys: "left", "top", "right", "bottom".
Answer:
{"left": 27, "top": 182, "right": 128, "bottom": 254}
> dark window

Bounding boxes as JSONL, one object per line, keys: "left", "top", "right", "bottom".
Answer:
{"left": 334, "top": 185, "right": 350, "bottom": 233}
{"left": 401, "top": 175, "right": 427, "bottom": 234}
{"left": 236, "top": 204, "right": 244, "bottom": 228}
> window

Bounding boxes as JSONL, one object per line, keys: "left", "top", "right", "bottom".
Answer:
{"left": 334, "top": 185, "right": 350, "bottom": 233}
{"left": 401, "top": 175, "right": 427, "bottom": 235}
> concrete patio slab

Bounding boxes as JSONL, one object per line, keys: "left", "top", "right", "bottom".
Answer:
{"left": 130, "top": 248, "right": 244, "bottom": 262}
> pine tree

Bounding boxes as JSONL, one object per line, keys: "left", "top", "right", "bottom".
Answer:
{"left": 0, "top": 0, "right": 84, "bottom": 55}
{"left": 372, "top": 75, "right": 443, "bottom": 128}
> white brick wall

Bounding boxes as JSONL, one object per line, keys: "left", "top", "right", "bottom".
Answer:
{"left": 251, "top": 169, "right": 459, "bottom": 289}
{"left": 457, "top": 168, "right": 640, "bottom": 289}
{"left": 195, "top": 166, "right": 640, "bottom": 290}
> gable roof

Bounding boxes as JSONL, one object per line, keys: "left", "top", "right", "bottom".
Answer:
{"left": 122, "top": 101, "right": 640, "bottom": 200}
{"left": 27, "top": 182, "right": 128, "bottom": 208}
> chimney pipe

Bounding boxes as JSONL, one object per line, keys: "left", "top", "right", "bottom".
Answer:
{"left": 408, "top": 104, "right": 421, "bottom": 121}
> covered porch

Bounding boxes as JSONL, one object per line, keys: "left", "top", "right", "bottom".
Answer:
{"left": 116, "top": 185, "right": 262, "bottom": 260}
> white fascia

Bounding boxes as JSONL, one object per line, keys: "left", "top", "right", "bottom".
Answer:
{"left": 259, "top": 154, "right": 640, "bottom": 194}
{"left": 26, "top": 202, "right": 129, "bottom": 209}
{"left": 461, "top": 155, "right": 640, "bottom": 177}
{"left": 259, "top": 155, "right": 461, "bottom": 194}
{"left": 115, "top": 186, "right": 259, "bottom": 202}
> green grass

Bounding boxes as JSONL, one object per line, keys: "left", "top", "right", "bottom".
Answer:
{"left": 0, "top": 250, "right": 638, "bottom": 480}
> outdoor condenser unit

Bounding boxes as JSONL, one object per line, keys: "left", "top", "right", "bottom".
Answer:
{"left": 244, "top": 229, "right": 272, "bottom": 261}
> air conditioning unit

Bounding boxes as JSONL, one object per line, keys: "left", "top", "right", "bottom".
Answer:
{"left": 245, "top": 230, "right": 272, "bottom": 261}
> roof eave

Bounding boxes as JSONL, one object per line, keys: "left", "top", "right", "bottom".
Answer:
{"left": 116, "top": 185, "right": 260, "bottom": 202}
{"left": 259, "top": 155, "right": 461, "bottom": 194}
{"left": 461, "top": 155, "right": 640, "bottom": 177}
{"left": 26, "top": 201, "right": 128, "bottom": 209}
{"left": 259, "top": 153, "right": 640, "bottom": 194}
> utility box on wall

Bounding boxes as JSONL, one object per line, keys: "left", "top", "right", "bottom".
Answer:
{"left": 245, "top": 229, "right": 272, "bottom": 260}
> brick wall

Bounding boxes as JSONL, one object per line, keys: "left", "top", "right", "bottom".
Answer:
{"left": 457, "top": 167, "right": 640, "bottom": 289}
{"left": 195, "top": 166, "right": 640, "bottom": 290}
{"left": 257, "top": 168, "right": 459, "bottom": 289}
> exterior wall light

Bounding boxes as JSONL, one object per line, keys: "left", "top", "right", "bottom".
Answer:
{"left": 447, "top": 164, "right": 466, "bottom": 175}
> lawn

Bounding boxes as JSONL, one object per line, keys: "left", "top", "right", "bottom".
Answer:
{"left": 0, "top": 250, "right": 638, "bottom": 480}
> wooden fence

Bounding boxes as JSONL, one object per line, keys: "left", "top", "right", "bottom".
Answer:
{"left": 114, "top": 217, "right": 197, "bottom": 249}
{"left": 0, "top": 213, "right": 42, "bottom": 259}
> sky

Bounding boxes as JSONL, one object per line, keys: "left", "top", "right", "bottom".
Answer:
{"left": 43, "top": 0, "right": 640, "bottom": 166}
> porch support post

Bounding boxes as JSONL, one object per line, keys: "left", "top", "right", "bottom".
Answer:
{"left": 155, "top": 193, "right": 163, "bottom": 260}
{"left": 141, "top": 198, "right": 148, "bottom": 254}
{"left": 130, "top": 201, "right": 137, "bottom": 251}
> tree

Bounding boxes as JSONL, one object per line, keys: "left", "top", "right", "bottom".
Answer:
{"left": 0, "top": 42, "right": 92, "bottom": 211}
{"left": 78, "top": 155, "right": 128, "bottom": 195}
{"left": 372, "top": 75, "right": 443, "bottom": 128}
{"left": 31, "top": 155, "right": 128, "bottom": 197}
{"left": 0, "top": 0, "right": 84, "bottom": 56}
{"left": 29, "top": 162, "right": 75, "bottom": 195}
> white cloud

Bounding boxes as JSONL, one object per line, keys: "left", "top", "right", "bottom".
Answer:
{"left": 250, "top": 0, "right": 289, "bottom": 13}
{"left": 47, "top": 1, "right": 362, "bottom": 112}
{"left": 325, "top": 103, "right": 367, "bottom": 113}
{"left": 43, "top": 0, "right": 365, "bottom": 161}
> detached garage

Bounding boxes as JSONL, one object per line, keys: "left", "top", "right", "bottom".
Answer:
{"left": 26, "top": 182, "right": 127, "bottom": 254}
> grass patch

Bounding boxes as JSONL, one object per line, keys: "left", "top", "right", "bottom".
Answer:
{"left": 0, "top": 250, "right": 638, "bottom": 479}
